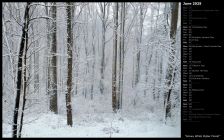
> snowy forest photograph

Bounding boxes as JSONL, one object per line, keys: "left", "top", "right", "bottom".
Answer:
{"left": 2, "top": 2, "right": 181, "bottom": 138}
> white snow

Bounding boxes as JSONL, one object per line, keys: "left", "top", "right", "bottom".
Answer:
{"left": 3, "top": 112, "right": 180, "bottom": 138}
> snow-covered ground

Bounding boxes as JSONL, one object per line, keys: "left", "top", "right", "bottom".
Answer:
{"left": 3, "top": 112, "right": 180, "bottom": 138}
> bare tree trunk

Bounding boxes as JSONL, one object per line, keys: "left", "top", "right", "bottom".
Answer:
{"left": 112, "top": 3, "right": 118, "bottom": 113}
{"left": 100, "top": 3, "right": 106, "bottom": 94}
{"left": 165, "top": 2, "right": 179, "bottom": 120}
{"left": 83, "top": 5, "right": 90, "bottom": 99}
{"left": 118, "top": 2, "right": 125, "bottom": 109}
{"left": 72, "top": 4, "right": 79, "bottom": 96}
{"left": 90, "top": 7, "right": 97, "bottom": 99}
{"left": 144, "top": 46, "right": 153, "bottom": 96}
{"left": 66, "top": 2, "right": 73, "bottom": 126}
{"left": 34, "top": 41, "right": 40, "bottom": 94}
{"left": 30, "top": 21, "right": 40, "bottom": 95}
{"left": 164, "top": 3, "right": 169, "bottom": 33}
{"left": 152, "top": 51, "right": 158, "bottom": 100}
{"left": 18, "top": 23, "right": 29, "bottom": 137}
{"left": 133, "top": 4, "right": 144, "bottom": 87}
{"left": 48, "top": 2, "right": 58, "bottom": 114}
{"left": 45, "top": 2, "right": 50, "bottom": 95}
{"left": 12, "top": 2, "right": 30, "bottom": 138}
{"left": 156, "top": 53, "right": 162, "bottom": 100}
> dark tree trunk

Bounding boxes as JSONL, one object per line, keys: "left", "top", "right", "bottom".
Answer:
{"left": 12, "top": 2, "right": 30, "bottom": 138}
{"left": 100, "top": 3, "right": 106, "bottom": 95}
{"left": 118, "top": 2, "right": 125, "bottom": 110}
{"left": 48, "top": 2, "right": 58, "bottom": 114}
{"left": 112, "top": 3, "right": 118, "bottom": 113}
{"left": 66, "top": 2, "right": 73, "bottom": 126}
{"left": 133, "top": 4, "right": 144, "bottom": 88}
{"left": 18, "top": 24, "right": 29, "bottom": 137}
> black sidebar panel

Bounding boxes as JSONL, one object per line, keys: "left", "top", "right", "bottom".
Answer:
{"left": 182, "top": 1, "right": 223, "bottom": 139}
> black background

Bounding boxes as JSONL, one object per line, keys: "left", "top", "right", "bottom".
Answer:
{"left": 181, "top": 1, "right": 223, "bottom": 139}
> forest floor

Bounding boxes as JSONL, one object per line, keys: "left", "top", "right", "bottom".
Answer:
{"left": 3, "top": 111, "right": 180, "bottom": 137}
